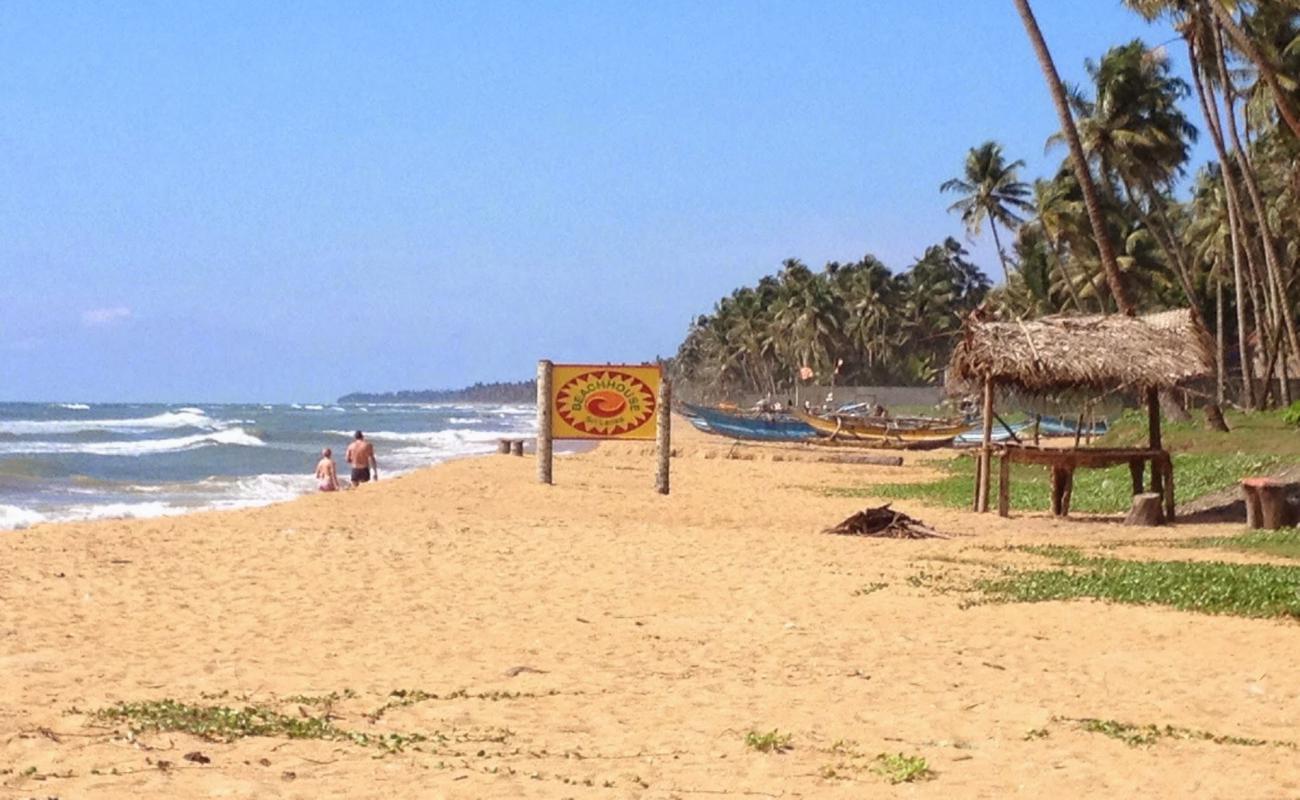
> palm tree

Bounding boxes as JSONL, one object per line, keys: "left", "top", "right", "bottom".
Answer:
{"left": 1205, "top": 0, "right": 1300, "bottom": 138}
{"left": 940, "top": 141, "right": 1032, "bottom": 285}
{"left": 1068, "top": 39, "right": 1201, "bottom": 306}
{"left": 1028, "top": 176, "right": 1089, "bottom": 311}
{"left": 1011, "top": 0, "right": 1137, "bottom": 315}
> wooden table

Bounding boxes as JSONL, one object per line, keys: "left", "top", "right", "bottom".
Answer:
{"left": 993, "top": 444, "right": 1174, "bottom": 521}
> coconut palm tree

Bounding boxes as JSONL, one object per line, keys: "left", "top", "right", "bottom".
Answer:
{"left": 1205, "top": 0, "right": 1300, "bottom": 138}
{"left": 940, "top": 141, "right": 1032, "bottom": 285}
{"left": 1067, "top": 39, "right": 1201, "bottom": 306}
{"left": 1012, "top": 0, "right": 1137, "bottom": 314}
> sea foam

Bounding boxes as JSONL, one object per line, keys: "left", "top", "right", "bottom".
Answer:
{"left": 0, "top": 427, "right": 266, "bottom": 456}
{"left": 0, "top": 409, "right": 221, "bottom": 435}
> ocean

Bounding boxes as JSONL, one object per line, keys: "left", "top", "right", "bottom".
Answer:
{"left": 0, "top": 401, "right": 536, "bottom": 530}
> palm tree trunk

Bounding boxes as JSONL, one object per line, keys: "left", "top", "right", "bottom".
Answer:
{"left": 1188, "top": 36, "right": 1255, "bottom": 406}
{"left": 988, "top": 218, "right": 1013, "bottom": 286}
{"left": 1011, "top": 0, "right": 1135, "bottom": 315}
{"left": 1215, "top": 264, "right": 1226, "bottom": 404}
{"left": 1123, "top": 177, "right": 1201, "bottom": 309}
{"left": 1205, "top": 0, "right": 1300, "bottom": 139}
{"left": 1214, "top": 31, "right": 1300, "bottom": 368}
{"left": 1047, "top": 233, "right": 1086, "bottom": 312}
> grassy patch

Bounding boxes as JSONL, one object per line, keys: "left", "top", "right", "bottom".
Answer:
{"left": 978, "top": 547, "right": 1300, "bottom": 619}
{"left": 90, "top": 698, "right": 506, "bottom": 754}
{"left": 1102, "top": 408, "right": 1300, "bottom": 457}
{"left": 1061, "top": 716, "right": 1296, "bottom": 749}
{"left": 857, "top": 452, "right": 1282, "bottom": 515}
{"left": 870, "top": 752, "right": 932, "bottom": 784}
{"left": 744, "top": 729, "right": 793, "bottom": 753}
{"left": 1182, "top": 529, "right": 1300, "bottom": 560}
{"left": 851, "top": 582, "right": 889, "bottom": 597}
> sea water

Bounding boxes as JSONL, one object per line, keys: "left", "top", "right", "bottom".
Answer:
{"left": 0, "top": 402, "right": 536, "bottom": 529}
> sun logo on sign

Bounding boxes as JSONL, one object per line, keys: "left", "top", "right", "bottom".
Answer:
{"left": 555, "top": 370, "right": 657, "bottom": 436}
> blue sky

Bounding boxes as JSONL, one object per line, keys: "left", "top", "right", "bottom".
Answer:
{"left": 0, "top": 1, "right": 1197, "bottom": 402}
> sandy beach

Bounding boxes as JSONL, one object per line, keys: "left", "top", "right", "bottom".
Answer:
{"left": 3, "top": 419, "right": 1298, "bottom": 799}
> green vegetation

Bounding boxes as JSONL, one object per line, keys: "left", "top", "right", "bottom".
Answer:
{"left": 1283, "top": 402, "right": 1300, "bottom": 427}
{"left": 1183, "top": 529, "right": 1300, "bottom": 561}
{"left": 851, "top": 582, "right": 889, "bottom": 597}
{"left": 674, "top": 5, "right": 1300, "bottom": 418}
{"left": 1102, "top": 409, "right": 1300, "bottom": 458}
{"left": 978, "top": 546, "right": 1300, "bottom": 619}
{"left": 90, "top": 698, "right": 507, "bottom": 754}
{"left": 859, "top": 451, "right": 1281, "bottom": 515}
{"left": 744, "top": 729, "right": 793, "bottom": 754}
{"left": 870, "top": 752, "right": 932, "bottom": 784}
{"left": 1061, "top": 716, "right": 1296, "bottom": 749}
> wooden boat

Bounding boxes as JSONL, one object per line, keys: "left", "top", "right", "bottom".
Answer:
{"left": 682, "top": 403, "right": 820, "bottom": 442}
{"left": 794, "top": 411, "right": 963, "bottom": 449}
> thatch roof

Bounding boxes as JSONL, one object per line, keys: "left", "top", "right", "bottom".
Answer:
{"left": 946, "top": 309, "right": 1214, "bottom": 396}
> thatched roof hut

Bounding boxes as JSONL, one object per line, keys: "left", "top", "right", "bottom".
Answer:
{"left": 946, "top": 309, "right": 1214, "bottom": 397}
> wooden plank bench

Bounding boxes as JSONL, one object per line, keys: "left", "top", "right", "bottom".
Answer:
{"left": 995, "top": 444, "right": 1174, "bottom": 522}
{"left": 1241, "top": 478, "right": 1299, "bottom": 529}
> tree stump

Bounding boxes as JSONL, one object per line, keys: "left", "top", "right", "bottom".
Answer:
{"left": 1204, "top": 404, "right": 1229, "bottom": 432}
{"left": 1243, "top": 478, "right": 1298, "bottom": 529}
{"left": 497, "top": 439, "right": 512, "bottom": 455}
{"left": 1124, "top": 493, "right": 1165, "bottom": 526}
{"left": 511, "top": 439, "right": 524, "bottom": 456}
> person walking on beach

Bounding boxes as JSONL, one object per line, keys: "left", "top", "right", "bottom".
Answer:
{"left": 345, "top": 431, "right": 378, "bottom": 487}
{"left": 315, "top": 448, "right": 340, "bottom": 492}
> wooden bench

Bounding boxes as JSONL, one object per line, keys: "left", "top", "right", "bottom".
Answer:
{"left": 994, "top": 444, "right": 1174, "bottom": 522}
{"left": 496, "top": 438, "right": 526, "bottom": 456}
{"left": 1241, "top": 478, "right": 1299, "bottom": 529}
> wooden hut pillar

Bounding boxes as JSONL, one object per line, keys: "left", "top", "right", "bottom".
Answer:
{"left": 1146, "top": 386, "right": 1163, "bottom": 496}
{"left": 976, "top": 378, "right": 995, "bottom": 513}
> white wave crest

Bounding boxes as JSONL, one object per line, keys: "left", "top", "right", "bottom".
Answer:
{"left": 0, "top": 504, "right": 48, "bottom": 529}
{"left": 324, "top": 429, "right": 515, "bottom": 444}
{"left": 0, "top": 410, "right": 222, "bottom": 435}
{"left": 0, "top": 427, "right": 266, "bottom": 456}
{"left": 56, "top": 403, "right": 91, "bottom": 410}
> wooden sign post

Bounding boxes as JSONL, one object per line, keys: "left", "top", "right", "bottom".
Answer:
{"left": 535, "top": 360, "right": 670, "bottom": 494}
{"left": 655, "top": 377, "right": 671, "bottom": 495}
{"left": 536, "top": 359, "right": 554, "bottom": 485}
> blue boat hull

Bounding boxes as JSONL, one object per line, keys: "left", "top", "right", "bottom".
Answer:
{"left": 682, "top": 404, "right": 820, "bottom": 442}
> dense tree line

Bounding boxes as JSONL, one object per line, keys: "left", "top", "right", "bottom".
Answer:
{"left": 677, "top": 1, "right": 1300, "bottom": 410}
{"left": 672, "top": 241, "right": 989, "bottom": 393}
{"left": 338, "top": 380, "right": 535, "bottom": 404}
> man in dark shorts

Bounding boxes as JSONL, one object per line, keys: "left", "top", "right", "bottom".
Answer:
{"left": 345, "top": 431, "right": 379, "bottom": 487}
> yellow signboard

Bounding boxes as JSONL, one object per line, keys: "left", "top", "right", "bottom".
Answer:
{"left": 550, "top": 364, "right": 661, "bottom": 440}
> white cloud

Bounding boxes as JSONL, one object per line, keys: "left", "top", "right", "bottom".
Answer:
{"left": 81, "top": 306, "right": 133, "bottom": 327}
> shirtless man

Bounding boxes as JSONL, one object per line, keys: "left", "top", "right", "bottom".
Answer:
{"left": 345, "top": 431, "right": 378, "bottom": 487}
{"left": 315, "top": 448, "right": 339, "bottom": 492}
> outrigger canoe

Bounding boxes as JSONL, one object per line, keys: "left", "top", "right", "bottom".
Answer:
{"left": 794, "top": 411, "right": 964, "bottom": 449}
{"left": 682, "top": 403, "right": 820, "bottom": 442}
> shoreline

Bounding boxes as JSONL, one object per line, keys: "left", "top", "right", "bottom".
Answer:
{"left": 1, "top": 436, "right": 602, "bottom": 534}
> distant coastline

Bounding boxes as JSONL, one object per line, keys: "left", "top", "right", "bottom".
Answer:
{"left": 338, "top": 380, "right": 535, "bottom": 405}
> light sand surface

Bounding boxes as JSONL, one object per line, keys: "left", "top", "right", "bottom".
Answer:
{"left": 3, "top": 420, "right": 1298, "bottom": 799}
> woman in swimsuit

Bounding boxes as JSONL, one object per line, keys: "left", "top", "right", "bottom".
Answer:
{"left": 315, "top": 448, "right": 340, "bottom": 492}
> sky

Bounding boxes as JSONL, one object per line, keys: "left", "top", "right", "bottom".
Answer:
{"left": 0, "top": 1, "right": 1203, "bottom": 402}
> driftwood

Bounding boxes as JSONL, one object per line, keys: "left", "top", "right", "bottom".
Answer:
{"left": 824, "top": 504, "right": 948, "bottom": 539}
{"left": 813, "top": 454, "right": 903, "bottom": 466}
